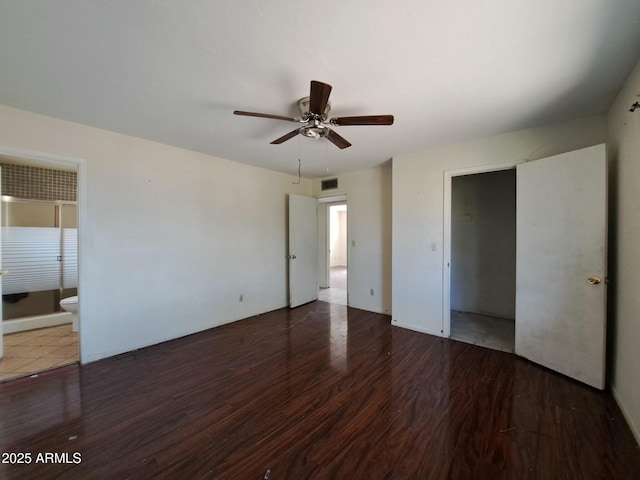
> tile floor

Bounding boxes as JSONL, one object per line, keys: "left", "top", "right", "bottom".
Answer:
{"left": 450, "top": 310, "right": 515, "bottom": 353}
{"left": 319, "top": 287, "right": 348, "bottom": 306}
{"left": 319, "top": 265, "right": 348, "bottom": 306}
{"left": 0, "top": 324, "right": 78, "bottom": 382}
{"left": 329, "top": 266, "right": 347, "bottom": 290}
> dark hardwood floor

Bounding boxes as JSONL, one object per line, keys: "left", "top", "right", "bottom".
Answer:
{"left": 1, "top": 301, "right": 639, "bottom": 479}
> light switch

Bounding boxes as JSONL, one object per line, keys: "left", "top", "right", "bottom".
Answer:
{"left": 431, "top": 242, "right": 438, "bottom": 252}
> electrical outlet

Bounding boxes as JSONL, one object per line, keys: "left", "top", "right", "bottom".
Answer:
{"left": 239, "top": 294, "right": 243, "bottom": 302}
{"left": 369, "top": 288, "right": 374, "bottom": 296}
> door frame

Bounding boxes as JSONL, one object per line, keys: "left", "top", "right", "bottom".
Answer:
{"left": 442, "top": 160, "right": 520, "bottom": 337}
{"left": 0, "top": 145, "right": 86, "bottom": 361}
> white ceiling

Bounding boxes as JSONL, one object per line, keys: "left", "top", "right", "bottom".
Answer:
{"left": 1, "top": 1, "right": 640, "bottom": 178}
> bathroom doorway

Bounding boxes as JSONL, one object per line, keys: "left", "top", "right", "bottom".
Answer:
{"left": 318, "top": 199, "right": 348, "bottom": 306}
{"left": 0, "top": 156, "right": 79, "bottom": 382}
{"left": 448, "top": 168, "right": 516, "bottom": 352}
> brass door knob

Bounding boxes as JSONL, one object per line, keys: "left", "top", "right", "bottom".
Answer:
{"left": 587, "top": 276, "right": 601, "bottom": 285}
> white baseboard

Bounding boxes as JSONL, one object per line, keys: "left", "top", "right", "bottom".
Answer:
{"left": 611, "top": 384, "right": 640, "bottom": 446}
{"left": 391, "top": 319, "right": 444, "bottom": 338}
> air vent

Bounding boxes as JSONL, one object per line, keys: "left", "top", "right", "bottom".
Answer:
{"left": 321, "top": 178, "right": 338, "bottom": 190}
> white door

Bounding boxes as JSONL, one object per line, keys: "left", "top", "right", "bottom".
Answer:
{"left": 0, "top": 166, "right": 3, "bottom": 358}
{"left": 516, "top": 144, "right": 607, "bottom": 389}
{"left": 289, "top": 194, "right": 318, "bottom": 308}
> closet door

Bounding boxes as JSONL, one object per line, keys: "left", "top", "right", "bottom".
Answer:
{"left": 516, "top": 144, "right": 607, "bottom": 389}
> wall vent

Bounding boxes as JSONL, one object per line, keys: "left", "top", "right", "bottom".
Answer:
{"left": 321, "top": 178, "right": 338, "bottom": 190}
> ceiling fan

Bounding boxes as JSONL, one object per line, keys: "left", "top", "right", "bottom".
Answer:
{"left": 233, "top": 80, "right": 394, "bottom": 149}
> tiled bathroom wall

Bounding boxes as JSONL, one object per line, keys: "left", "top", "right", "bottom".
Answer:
{"left": 0, "top": 163, "right": 77, "bottom": 201}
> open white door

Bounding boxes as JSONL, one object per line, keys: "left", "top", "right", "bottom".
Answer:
{"left": 0, "top": 166, "right": 3, "bottom": 358}
{"left": 516, "top": 144, "right": 607, "bottom": 389}
{"left": 289, "top": 194, "right": 318, "bottom": 308}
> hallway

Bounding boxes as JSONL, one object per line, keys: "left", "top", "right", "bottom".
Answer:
{"left": 319, "top": 266, "right": 347, "bottom": 305}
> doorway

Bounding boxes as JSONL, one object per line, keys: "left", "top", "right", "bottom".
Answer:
{"left": 448, "top": 169, "right": 516, "bottom": 352}
{"left": 318, "top": 201, "right": 348, "bottom": 306}
{"left": 443, "top": 146, "right": 607, "bottom": 388}
{"left": 0, "top": 154, "right": 80, "bottom": 382}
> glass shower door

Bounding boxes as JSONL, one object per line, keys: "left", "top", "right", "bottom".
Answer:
{"left": 1, "top": 198, "right": 77, "bottom": 322}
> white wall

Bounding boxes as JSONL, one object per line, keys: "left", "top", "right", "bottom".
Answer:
{"left": 313, "top": 165, "right": 392, "bottom": 314}
{"left": 0, "top": 105, "right": 312, "bottom": 363}
{"left": 607, "top": 55, "right": 640, "bottom": 443}
{"left": 329, "top": 207, "right": 347, "bottom": 267}
{"left": 451, "top": 169, "right": 516, "bottom": 319}
{"left": 392, "top": 114, "right": 607, "bottom": 336}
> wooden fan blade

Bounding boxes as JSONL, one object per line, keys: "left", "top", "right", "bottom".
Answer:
{"left": 330, "top": 115, "right": 394, "bottom": 126}
{"left": 326, "top": 129, "right": 352, "bottom": 149}
{"left": 234, "top": 110, "right": 298, "bottom": 122}
{"left": 309, "top": 81, "right": 332, "bottom": 114}
{"left": 270, "top": 128, "right": 301, "bottom": 145}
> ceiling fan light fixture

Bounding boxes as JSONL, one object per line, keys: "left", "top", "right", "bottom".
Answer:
{"left": 300, "top": 123, "right": 329, "bottom": 139}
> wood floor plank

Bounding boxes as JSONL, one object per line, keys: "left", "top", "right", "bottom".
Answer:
{"left": 1, "top": 301, "right": 639, "bottom": 479}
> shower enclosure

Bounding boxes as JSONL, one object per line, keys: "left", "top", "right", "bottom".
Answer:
{"left": 1, "top": 196, "right": 78, "bottom": 333}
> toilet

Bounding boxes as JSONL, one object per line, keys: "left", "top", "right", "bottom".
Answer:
{"left": 59, "top": 296, "right": 79, "bottom": 332}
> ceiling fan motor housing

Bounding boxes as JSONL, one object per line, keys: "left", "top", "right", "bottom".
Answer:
{"left": 298, "top": 96, "right": 331, "bottom": 120}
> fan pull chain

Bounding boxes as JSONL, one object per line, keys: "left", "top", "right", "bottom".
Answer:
{"left": 292, "top": 158, "right": 301, "bottom": 185}
{"left": 292, "top": 137, "right": 301, "bottom": 184}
